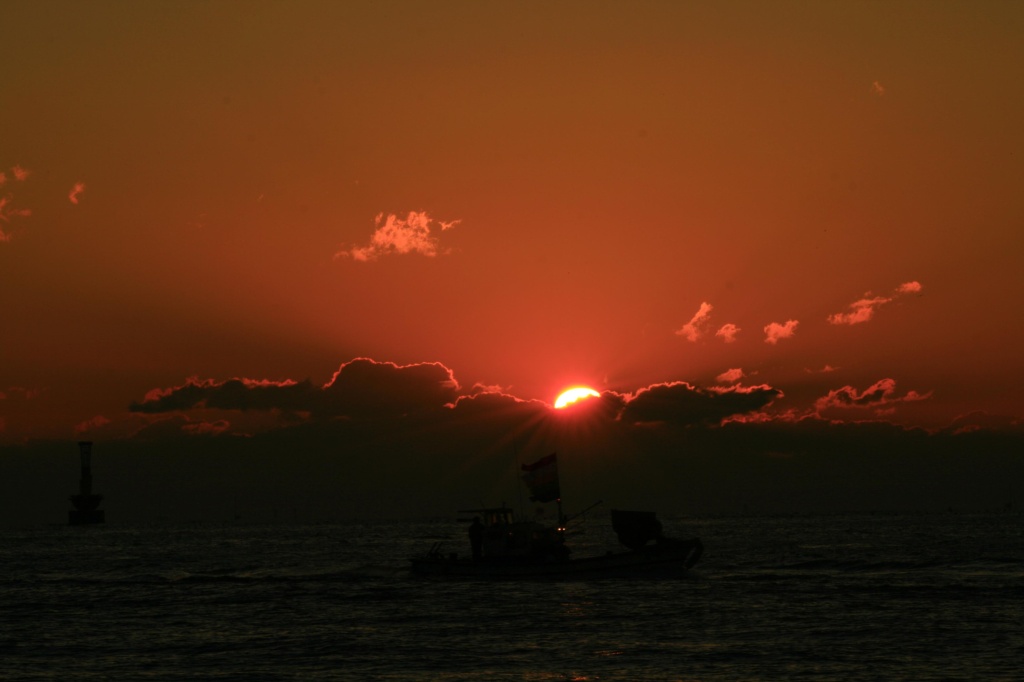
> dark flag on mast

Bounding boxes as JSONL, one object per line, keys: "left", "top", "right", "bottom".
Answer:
{"left": 521, "top": 453, "right": 560, "bottom": 503}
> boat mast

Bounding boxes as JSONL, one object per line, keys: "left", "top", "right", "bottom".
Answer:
{"left": 511, "top": 441, "right": 525, "bottom": 518}
{"left": 556, "top": 455, "right": 564, "bottom": 530}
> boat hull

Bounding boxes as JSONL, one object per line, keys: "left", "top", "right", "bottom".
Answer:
{"left": 410, "top": 538, "right": 702, "bottom": 579}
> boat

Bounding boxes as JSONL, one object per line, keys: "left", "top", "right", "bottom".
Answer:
{"left": 409, "top": 454, "right": 703, "bottom": 579}
{"left": 410, "top": 507, "right": 703, "bottom": 579}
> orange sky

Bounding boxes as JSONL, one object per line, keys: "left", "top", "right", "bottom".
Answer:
{"left": 1, "top": 1, "right": 1022, "bottom": 520}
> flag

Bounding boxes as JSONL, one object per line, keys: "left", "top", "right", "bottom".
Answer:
{"left": 521, "top": 453, "right": 560, "bottom": 503}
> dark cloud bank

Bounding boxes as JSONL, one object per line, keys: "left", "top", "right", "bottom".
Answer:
{"left": 2, "top": 359, "right": 1021, "bottom": 526}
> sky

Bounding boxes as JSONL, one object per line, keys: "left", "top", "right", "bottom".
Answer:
{"left": 2, "top": 1, "right": 1023, "bottom": 524}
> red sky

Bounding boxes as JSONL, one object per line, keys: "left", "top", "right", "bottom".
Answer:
{"left": 2, "top": 2, "right": 1022, "bottom": 522}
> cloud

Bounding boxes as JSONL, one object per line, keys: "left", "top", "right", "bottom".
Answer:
{"left": 675, "top": 302, "right": 713, "bottom": 341}
{"left": 11, "top": 351, "right": 1024, "bottom": 524}
{"left": 127, "top": 414, "right": 219, "bottom": 441}
{"left": 815, "top": 378, "right": 931, "bottom": 416}
{"left": 130, "top": 358, "right": 462, "bottom": 421}
{"left": 716, "top": 368, "right": 744, "bottom": 384}
{"left": 0, "top": 166, "right": 29, "bottom": 186}
{"left": 722, "top": 407, "right": 805, "bottom": 425}
{"left": 827, "top": 296, "right": 889, "bottom": 325}
{"left": 872, "top": 80, "right": 885, "bottom": 96}
{"left": 126, "top": 356, "right": 792, "bottom": 442}
{"left": 0, "top": 198, "right": 32, "bottom": 221}
{"left": 320, "top": 358, "right": 460, "bottom": 417}
{"left": 74, "top": 415, "right": 112, "bottom": 435}
{"left": 131, "top": 377, "right": 304, "bottom": 415}
{"left": 335, "top": 211, "right": 460, "bottom": 261}
{"left": 2, "top": 386, "right": 45, "bottom": 401}
{"left": 447, "top": 389, "right": 551, "bottom": 428}
{"left": 468, "top": 382, "right": 507, "bottom": 395}
{"left": 0, "top": 196, "right": 33, "bottom": 242}
{"left": 828, "top": 281, "right": 922, "bottom": 326}
{"left": 620, "top": 381, "right": 782, "bottom": 426}
{"left": 715, "top": 323, "right": 740, "bottom": 343}
{"left": 181, "top": 419, "right": 232, "bottom": 436}
{"left": 1, "top": 166, "right": 34, "bottom": 242}
{"left": 68, "top": 182, "right": 86, "bottom": 205}
{"left": 944, "top": 411, "right": 1022, "bottom": 435}
{"left": 0, "top": 200, "right": 32, "bottom": 220}
{"left": 764, "top": 320, "right": 798, "bottom": 344}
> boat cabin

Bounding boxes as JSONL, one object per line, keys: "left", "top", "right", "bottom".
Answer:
{"left": 459, "top": 507, "right": 567, "bottom": 560}
{"left": 460, "top": 507, "right": 516, "bottom": 528}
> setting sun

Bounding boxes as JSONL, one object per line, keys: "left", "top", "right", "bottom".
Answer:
{"left": 554, "top": 387, "right": 600, "bottom": 409}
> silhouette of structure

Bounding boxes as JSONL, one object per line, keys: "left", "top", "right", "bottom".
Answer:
{"left": 69, "top": 441, "right": 105, "bottom": 525}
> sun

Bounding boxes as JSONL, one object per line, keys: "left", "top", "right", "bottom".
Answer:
{"left": 554, "top": 386, "right": 600, "bottom": 409}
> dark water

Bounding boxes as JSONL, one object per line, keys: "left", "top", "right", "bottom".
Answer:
{"left": 3, "top": 512, "right": 1022, "bottom": 680}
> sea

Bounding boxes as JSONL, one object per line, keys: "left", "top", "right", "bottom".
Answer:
{"left": 2, "top": 511, "right": 1022, "bottom": 681}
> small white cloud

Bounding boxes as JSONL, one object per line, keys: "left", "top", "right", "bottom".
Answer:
{"left": 716, "top": 368, "right": 745, "bottom": 384}
{"left": 764, "top": 320, "right": 799, "bottom": 344}
{"left": 827, "top": 296, "right": 889, "bottom": 325}
{"left": 0, "top": 196, "right": 32, "bottom": 242}
{"left": 675, "top": 302, "right": 713, "bottom": 342}
{"left": 1, "top": 165, "right": 35, "bottom": 242}
{"left": 715, "top": 323, "right": 740, "bottom": 343}
{"left": 828, "top": 281, "right": 923, "bottom": 326}
{"left": 815, "top": 377, "right": 931, "bottom": 415}
{"left": 68, "top": 182, "right": 86, "bottom": 205}
{"left": 336, "top": 211, "right": 459, "bottom": 261}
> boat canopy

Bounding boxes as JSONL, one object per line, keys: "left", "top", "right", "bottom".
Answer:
{"left": 611, "top": 509, "right": 664, "bottom": 550}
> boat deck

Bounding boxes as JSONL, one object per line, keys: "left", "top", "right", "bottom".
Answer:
{"left": 411, "top": 538, "right": 703, "bottom": 579}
